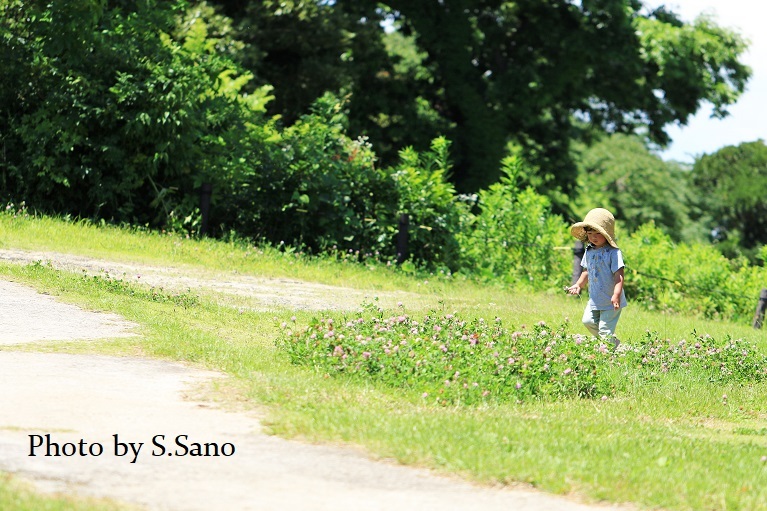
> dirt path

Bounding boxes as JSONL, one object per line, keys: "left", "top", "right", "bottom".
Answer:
{"left": 0, "top": 249, "right": 631, "bottom": 511}
{"left": 0, "top": 248, "right": 416, "bottom": 311}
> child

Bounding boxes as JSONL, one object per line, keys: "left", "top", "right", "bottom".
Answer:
{"left": 566, "top": 208, "right": 627, "bottom": 347}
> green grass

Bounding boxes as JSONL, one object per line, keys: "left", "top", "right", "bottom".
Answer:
{"left": 0, "top": 473, "right": 131, "bottom": 511}
{"left": 2, "top": 213, "right": 767, "bottom": 510}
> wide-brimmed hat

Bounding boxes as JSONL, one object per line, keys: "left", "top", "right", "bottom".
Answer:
{"left": 570, "top": 208, "right": 618, "bottom": 248}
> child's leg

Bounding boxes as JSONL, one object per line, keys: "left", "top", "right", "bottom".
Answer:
{"left": 581, "top": 306, "right": 600, "bottom": 337}
{"left": 597, "top": 308, "right": 622, "bottom": 347}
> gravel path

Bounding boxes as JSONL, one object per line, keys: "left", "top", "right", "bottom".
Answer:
{"left": 0, "top": 249, "right": 633, "bottom": 511}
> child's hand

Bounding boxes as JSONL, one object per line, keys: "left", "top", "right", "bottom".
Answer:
{"left": 565, "top": 285, "right": 581, "bottom": 295}
{"left": 611, "top": 294, "right": 621, "bottom": 309}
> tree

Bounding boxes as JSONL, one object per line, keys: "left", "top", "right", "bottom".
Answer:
{"left": 0, "top": 0, "right": 255, "bottom": 228}
{"left": 690, "top": 140, "right": 767, "bottom": 254}
{"left": 572, "top": 134, "right": 697, "bottom": 242}
{"left": 228, "top": 0, "right": 748, "bottom": 195}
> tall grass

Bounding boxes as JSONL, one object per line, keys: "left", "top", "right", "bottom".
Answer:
{"left": 2, "top": 213, "right": 767, "bottom": 510}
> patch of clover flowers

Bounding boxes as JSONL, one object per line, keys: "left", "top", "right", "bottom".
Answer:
{"left": 614, "top": 330, "right": 767, "bottom": 384}
{"left": 276, "top": 302, "right": 767, "bottom": 405}
{"left": 277, "top": 302, "right": 617, "bottom": 404}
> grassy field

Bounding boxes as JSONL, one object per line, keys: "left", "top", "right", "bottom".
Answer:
{"left": 2, "top": 212, "right": 767, "bottom": 510}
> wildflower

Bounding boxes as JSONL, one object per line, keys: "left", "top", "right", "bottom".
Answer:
{"left": 563, "top": 368, "right": 572, "bottom": 375}
{"left": 515, "top": 382, "right": 522, "bottom": 389}
{"left": 601, "top": 395, "right": 608, "bottom": 401}
{"left": 362, "top": 352, "right": 371, "bottom": 359}
{"left": 332, "top": 345, "right": 344, "bottom": 357}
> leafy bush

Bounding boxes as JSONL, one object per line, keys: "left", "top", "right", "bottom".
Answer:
{"left": 457, "top": 156, "right": 570, "bottom": 289}
{"left": 223, "top": 93, "right": 399, "bottom": 257}
{"left": 0, "top": 2, "right": 252, "bottom": 227}
{"left": 622, "top": 223, "right": 764, "bottom": 320}
{"left": 276, "top": 303, "right": 767, "bottom": 405}
{"left": 390, "top": 137, "right": 470, "bottom": 270}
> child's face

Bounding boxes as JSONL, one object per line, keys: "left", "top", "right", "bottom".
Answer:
{"left": 585, "top": 228, "right": 608, "bottom": 248}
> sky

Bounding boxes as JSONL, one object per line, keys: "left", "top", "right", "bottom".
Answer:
{"left": 642, "top": 0, "right": 767, "bottom": 163}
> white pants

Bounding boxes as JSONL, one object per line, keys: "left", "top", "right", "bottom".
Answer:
{"left": 582, "top": 305, "right": 622, "bottom": 339}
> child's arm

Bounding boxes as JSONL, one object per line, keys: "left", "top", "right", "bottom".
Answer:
{"left": 611, "top": 267, "right": 625, "bottom": 309}
{"left": 567, "top": 268, "right": 588, "bottom": 295}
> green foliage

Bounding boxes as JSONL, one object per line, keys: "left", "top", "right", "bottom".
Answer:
{"left": 221, "top": 0, "right": 371, "bottom": 126}
{"left": 0, "top": 0, "right": 254, "bottom": 228}
{"left": 690, "top": 140, "right": 767, "bottom": 256}
{"left": 458, "top": 157, "right": 570, "bottom": 288}
{"left": 338, "top": 0, "right": 749, "bottom": 195}
{"left": 390, "top": 138, "right": 469, "bottom": 270}
{"left": 622, "top": 223, "right": 762, "bottom": 320}
{"left": 224, "top": 102, "right": 470, "bottom": 270}
{"left": 635, "top": 13, "right": 750, "bottom": 138}
{"left": 573, "top": 134, "right": 697, "bottom": 242}
{"left": 207, "top": 0, "right": 751, "bottom": 194}
{"left": 277, "top": 302, "right": 767, "bottom": 405}
{"left": 224, "top": 93, "right": 398, "bottom": 257}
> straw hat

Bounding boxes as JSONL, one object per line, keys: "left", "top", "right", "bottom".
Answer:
{"left": 570, "top": 208, "right": 618, "bottom": 248}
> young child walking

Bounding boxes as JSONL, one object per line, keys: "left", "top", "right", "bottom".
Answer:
{"left": 566, "top": 208, "right": 627, "bottom": 347}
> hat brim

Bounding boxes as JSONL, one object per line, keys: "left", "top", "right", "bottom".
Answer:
{"left": 570, "top": 222, "right": 618, "bottom": 248}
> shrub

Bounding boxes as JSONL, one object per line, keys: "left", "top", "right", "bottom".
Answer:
{"left": 225, "top": 93, "right": 398, "bottom": 258}
{"left": 390, "top": 137, "right": 471, "bottom": 270}
{"left": 622, "top": 223, "right": 765, "bottom": 320}
{"left": 457, "top": 156, "right": 570, "bottom": 289}
{"left": 0, "top": 2, "right": 252, "bottom": 227}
